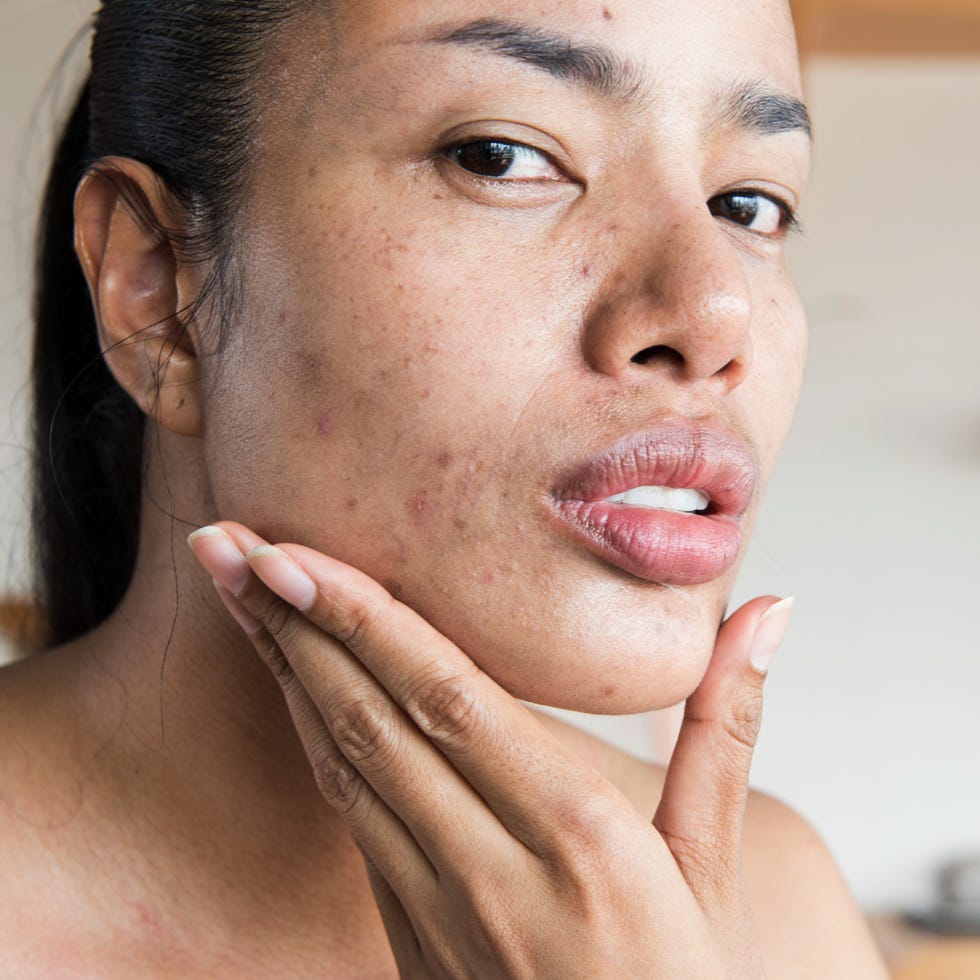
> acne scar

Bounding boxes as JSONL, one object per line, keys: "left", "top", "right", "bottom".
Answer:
{"left": 436, "top": 451, "right": 453, "bottom": 470}
{"left": 602, "top": 685, "right": 616, "bottom": 698}
{"left": 318, "top": 414, "right": 332, "bottom": 436}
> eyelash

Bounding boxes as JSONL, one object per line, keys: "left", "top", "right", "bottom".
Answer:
{"left": 442, "top": 137, "right": 800, "bottom": 237}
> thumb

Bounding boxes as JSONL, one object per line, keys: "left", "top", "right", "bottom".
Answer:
{"left": 653, "top": 595, "right": 794, "bottom": 908}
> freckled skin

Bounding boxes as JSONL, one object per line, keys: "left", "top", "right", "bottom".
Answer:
{"left": 201, "top": 0, "right": 810, "bottom": 713}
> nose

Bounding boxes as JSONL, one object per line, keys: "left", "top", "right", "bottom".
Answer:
{"left": 582, "top": 197, "right": 753, "bottom": 393}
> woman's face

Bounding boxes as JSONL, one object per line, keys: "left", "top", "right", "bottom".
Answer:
{"left": 201, "top": 0, "right": 810, "bottom": 712}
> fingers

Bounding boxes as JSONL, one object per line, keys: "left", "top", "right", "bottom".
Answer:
{"left": 244, "top": 538, "right": 637, "bottom": 859}
{"left": 654, "top": 595, "right": 794, "bottom": 908}
{"left": 190, "top": 524, "right": 514, "bottom": 876}
{"left": 189, "top": 525, "right": 440, "bottom": 908}
{"left": 192, "top": 523, "right": 633, "bottom": 867}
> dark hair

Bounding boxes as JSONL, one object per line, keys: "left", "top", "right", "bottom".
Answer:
{"left": 31, "top": 1, "right": 309, "bottom": 647}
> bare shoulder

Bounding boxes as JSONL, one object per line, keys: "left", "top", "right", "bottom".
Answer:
{"left": 534, "top": 712, "right": 887, "bottom": 978}
{"left": 740, "top": 788, "right": 888, "bottom": 978}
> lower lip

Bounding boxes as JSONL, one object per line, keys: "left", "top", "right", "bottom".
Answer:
{"left": 552, "top": 499, "right": 742, "bottom": 586}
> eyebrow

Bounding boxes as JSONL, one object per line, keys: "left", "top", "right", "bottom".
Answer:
{"left": 433, "top": 18, "right": 811, "bottom": 139}
{"left": 435, "top": 18, "right": 645, "bottom": 105}
{"left": 717, "top": 80, "right": 812, "bottom": 139}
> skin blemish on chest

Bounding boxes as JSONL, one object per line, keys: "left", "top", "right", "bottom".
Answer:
{"left": 317, "top": 414, "right": 332, "bottom": 436}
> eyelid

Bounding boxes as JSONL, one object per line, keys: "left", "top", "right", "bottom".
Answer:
{"left": 435, "top": 121, "right": 583, "bottom": 183}
{"left": 715, "top": 186, "right": 802, "bottom": 238}
{"left": 442, "top": 137, "right": 567, "bottom": 182}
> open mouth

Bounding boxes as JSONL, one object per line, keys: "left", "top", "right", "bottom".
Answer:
{"left": 546, "top": 422, "right": 758, "bottom": 585}
{"left": 604, "top": 485, "right": 710, "bottom": 515}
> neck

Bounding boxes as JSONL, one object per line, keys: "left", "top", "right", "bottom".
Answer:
{"left": 46, "top": 428, "right": 387, "bottom": 958}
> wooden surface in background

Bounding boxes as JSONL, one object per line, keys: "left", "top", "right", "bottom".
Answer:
{"left": 792, "top": 0, "right": 980, "bottom": 55}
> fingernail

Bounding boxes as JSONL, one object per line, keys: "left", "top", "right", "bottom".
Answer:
{"left": 187, "top": 526, "right": 249, "bottom": 594}
{"left": 750, "top": 597, "right": 794, "bottom": 674}
{"left": 213, "top": 582, "right": 263, "bottom": 635}
{"left": 246, "top": 545, "right": 317, "bottom": 610}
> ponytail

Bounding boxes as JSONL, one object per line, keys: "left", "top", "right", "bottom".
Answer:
{"left": 29, "top": 3, "right": 312, "bottom": 648}
{"left": 31, "top": 79, "right": 144, "bottom": 647}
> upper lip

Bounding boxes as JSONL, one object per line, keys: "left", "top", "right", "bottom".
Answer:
{"left": 549, "top": 420, "right": 758, "bottom": 518}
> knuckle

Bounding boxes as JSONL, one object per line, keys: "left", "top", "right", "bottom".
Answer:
{"left": 326, "top": 689, "right": 399, "bottom": 770}
{"left": 257, "top": 635, "right": 296, "bottom": 687}
{"left": 722, "top": 686, "right": 764, "bottom": 752}
{"left": 550, "top": 791, "right": 626, "bottom": 872}
{"left": 328, "top": 588, "right": 393, "bottom": 649}
{"left": 238, "top": 575, "right": 298, "bottom": 639}
{"left": 402, "top": 667, "right": 482, "bottom": 745}
{"left": 308, "top": 732, "right": 365, "bottom": 814}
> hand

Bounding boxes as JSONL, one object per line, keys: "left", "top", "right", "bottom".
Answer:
{"left": 189, "top": 522, "right": 792, "bottom": 979}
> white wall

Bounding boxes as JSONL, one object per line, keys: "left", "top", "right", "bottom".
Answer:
{"left": 0, "top": 0, "right": 95, "bottom": 626}
{"left": 2, "top": 3, "right": 978, "bottom": 913}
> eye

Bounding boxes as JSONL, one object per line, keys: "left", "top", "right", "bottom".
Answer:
{"left": 708, "top": 191, "right": 797, "bottom": 237}
{"left": 444, "top": 139, "right": 563, "bottom": 181}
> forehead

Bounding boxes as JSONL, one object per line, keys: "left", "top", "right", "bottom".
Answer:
{"left": 315, "top": 0, "right": 805, "bottom": 105}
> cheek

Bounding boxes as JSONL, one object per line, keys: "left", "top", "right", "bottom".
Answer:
{"left": 748, "top": 282, "right": 807, "bottom": 469}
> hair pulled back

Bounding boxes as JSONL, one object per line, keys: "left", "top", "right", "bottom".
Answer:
{"left": 32, "top": 1, "right": 308, "bottom": 647}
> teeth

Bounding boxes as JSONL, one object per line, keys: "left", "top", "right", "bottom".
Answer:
{"left": 606, "top": 486, "right": 710, "bottom": 513}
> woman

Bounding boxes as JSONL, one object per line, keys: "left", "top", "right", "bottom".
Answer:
{"left": 1, "top": 0, "right": 887, "bottom": 975}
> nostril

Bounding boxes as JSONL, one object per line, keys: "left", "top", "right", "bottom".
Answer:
{"left": 630, "top": 344, "right": 684, "bottom": 367}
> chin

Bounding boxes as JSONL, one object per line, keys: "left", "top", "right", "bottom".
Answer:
{"left": 406, "top": 569, "right": 727, "bottom": 715}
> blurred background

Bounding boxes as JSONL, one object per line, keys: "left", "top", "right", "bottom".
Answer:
{"left": 1, "top": 1, "right": 978, "bottom": 975}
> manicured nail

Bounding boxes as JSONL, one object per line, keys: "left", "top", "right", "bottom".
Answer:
{"left": 246, "top": 545, "right": 317, "bottom": 610}
{"left": 750, "top": 597, "right": 794, "bottom": 674}
{"left": 213, "top": 582, "right": 263, "bottom": 635}
{"left": 187, "top": 526, "right": 249, "bottom": 594}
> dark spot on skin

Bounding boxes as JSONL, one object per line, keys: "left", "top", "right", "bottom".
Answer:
{"left": 603, "top": 685, "right": 615, "bottom": 698}
{"left": 318, "top": 414, "right": 331, "bottom": 436}
{"left": 420, "top": 389, "right": 432, "bottom": 400}
{"left": 345, "top": 497, "right": 358, "bottom": 512}
{"left": 453, "top": 518, "right": 467, "bottom": 532}
{"left": 308, "top": 165, "right": 318, "bottom": 179}
{"left": 602, "top": 6, "right": 613, "bottom": 20}
{"left": 436, "top": 451, "right": 452, "bottom": 470}
{"left": 581, "top": 265, "right": 592, "bottom": 279}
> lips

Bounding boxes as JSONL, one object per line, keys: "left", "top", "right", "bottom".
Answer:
{"left": 548, "top": 422, "right": 758, "bottom": 586}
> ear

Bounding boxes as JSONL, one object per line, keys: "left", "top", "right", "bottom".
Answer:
{"left": 74, "top": 157, "right": 205, "bottom": 437}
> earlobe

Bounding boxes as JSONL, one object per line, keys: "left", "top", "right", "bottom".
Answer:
{"left": 74, "top": 158, "right": 204, "bottom": 437}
